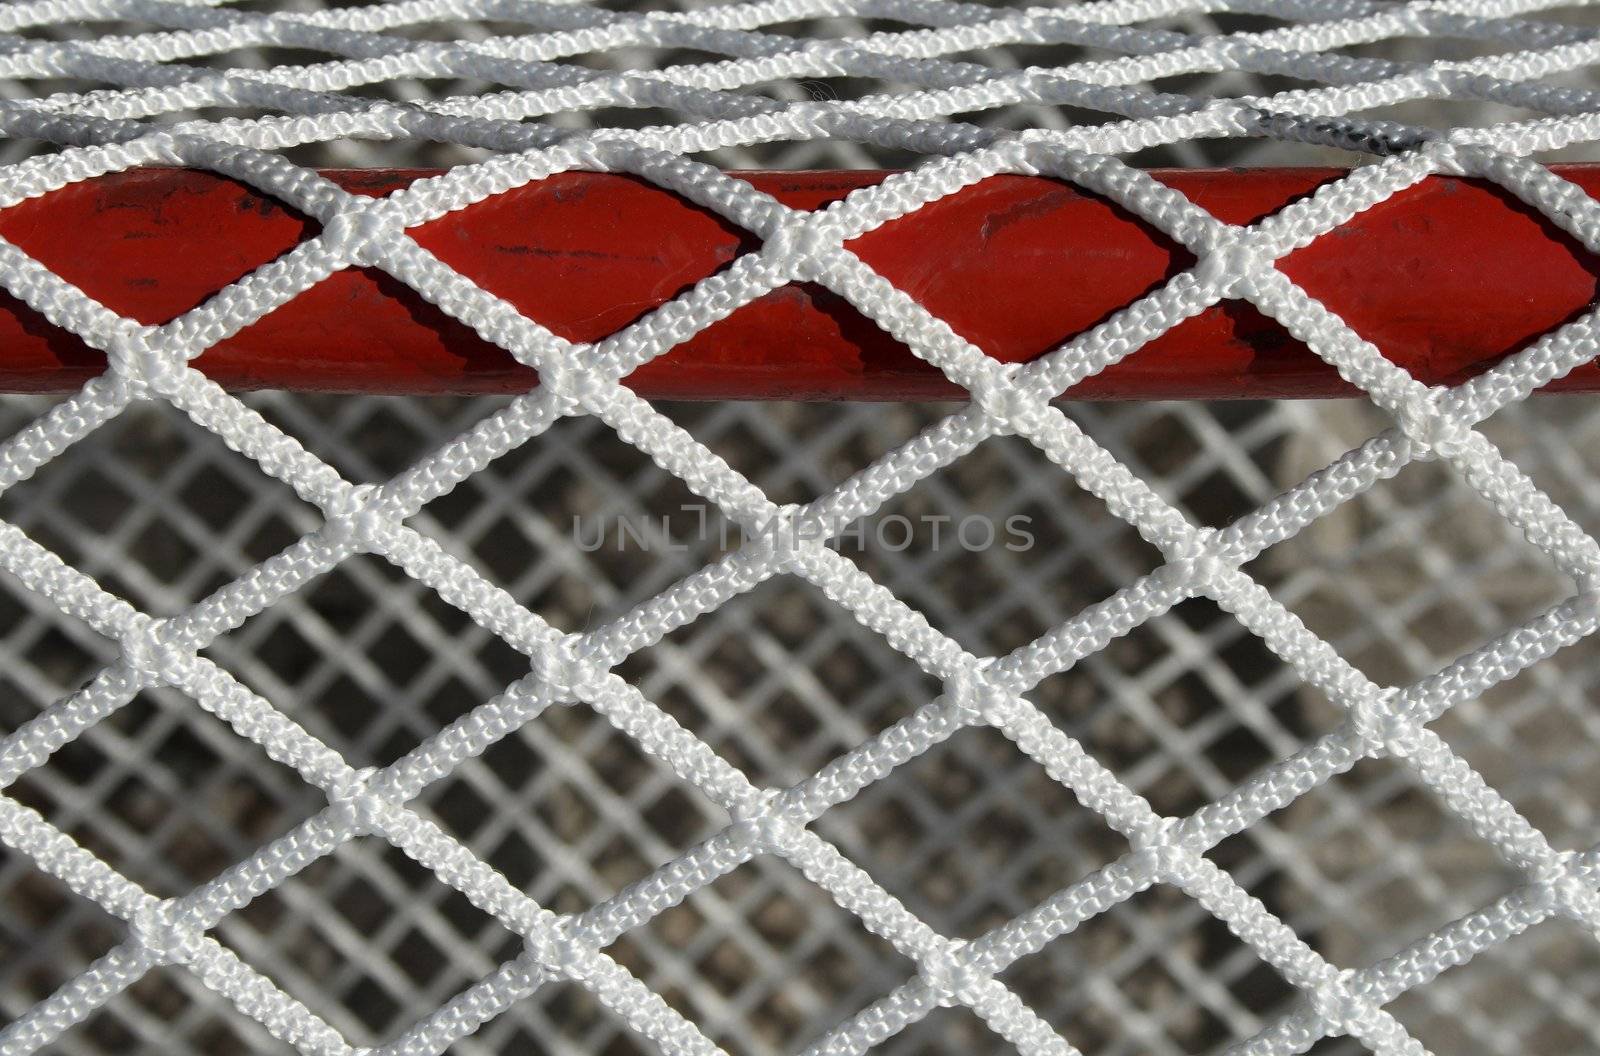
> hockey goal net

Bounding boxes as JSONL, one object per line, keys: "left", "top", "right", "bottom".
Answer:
{"left": 3, "top": 1, "right": 1600, "bottom": 1055}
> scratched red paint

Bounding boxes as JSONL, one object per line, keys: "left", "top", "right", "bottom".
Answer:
{"left": 0, "top": 166, "right": 1596, "bottom": 399}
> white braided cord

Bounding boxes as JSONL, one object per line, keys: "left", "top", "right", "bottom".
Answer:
{"left": 2, "top": 0, "right": 1600, "bottom": 1053}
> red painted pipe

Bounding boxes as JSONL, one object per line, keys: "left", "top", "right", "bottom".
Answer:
{"left": 1, "top": 166, "right": 1598, "bottom": 399}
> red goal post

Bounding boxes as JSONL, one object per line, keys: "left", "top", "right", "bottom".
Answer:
{"left": 3, "top": 164, "right": 1597, "bottom": 400}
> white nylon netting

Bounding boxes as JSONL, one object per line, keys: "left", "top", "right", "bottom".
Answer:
{"left": 5, "top": 1, "right": 1600, "bottom": 1054}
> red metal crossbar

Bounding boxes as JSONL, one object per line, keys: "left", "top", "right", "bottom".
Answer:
{"left": 2, "top": 166, "right": 1598, "bottom": 399}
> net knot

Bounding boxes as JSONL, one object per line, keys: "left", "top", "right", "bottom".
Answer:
{"left": 752, "top": 504, "right": 817, "bottom": 571}
{"left": 130, "top": 900, "right": 205, "bottom": 966}
{"left": 729, "top": 788, "right": 803, "bottom": 852}
{"left": 1160, "top": 529, "right": 1225, "bottom": 593}
{"left": 1129, "top": 816, "right": 1194, "bottom": 882}
{"left": 319, "top": 483, "right": 385, "bottom": 552}
{"left": 970, "top": 362, "right": 1050, "bottom": 437}
{"left": 1395, "top": 392, "right": 1470, "bottom": 462}
{"left": 119, "top": 617, "right": 189, "bottom": 685}
{"left": 1421, "top": 137, "right": 1468, "bottom": 175}
{"left": 538, "top": 358, "right": 609, "bottom": 413}
{"left": 1573, "top": 575, "right": 1600, "bottom": 612}
{"left": 1192, "top": 241, "right": 1261, "bottom": 297}
{"left": 531, "top": 635, "right": 603, "bottom": 700}
{"left": 946, "top": 660, "right": 1014, "bottom": 726}
{"left": 1568, "top": 582, "right": 1600, "bottom": 630}
{"left": 1308, "top": 969, "right": 1381, "bottom": 1038}
{"left": 327, "top": 766, "right": 401, "bottom": 835}
{"left": 322, "top": 204, "right": 404, "bottom": 268}
{"left": 918, "top": 941, "right": 986, "bottom": 1007}
{"left": 525, "top": 920, "right": 590, "bottom": 978}
{"left": 762, "top": 221, "right": 835, "bottom": 281}
{"left": 107, "top": 328, "right": 183, "bottom": 398}
{"left": 1533, "top": 852, "right": 1600, "bottom": 921}
{"left": 1349, "top": 689, "right": 1422, "bottom": 759}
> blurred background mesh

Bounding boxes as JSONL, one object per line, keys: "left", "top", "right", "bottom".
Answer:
{"left": 4, "top": 1, "right": 1600, "bottom": 1053}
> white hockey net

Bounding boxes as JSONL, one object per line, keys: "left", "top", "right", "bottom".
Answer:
{"left": 5, "top": 1, "right": 1600, "bottom": 1055}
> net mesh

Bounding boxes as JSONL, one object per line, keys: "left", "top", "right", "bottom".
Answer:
{"left": 4, "top": 1, "right": 1600, "bottom": 1054}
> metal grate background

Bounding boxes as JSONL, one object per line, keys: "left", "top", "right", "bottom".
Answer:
{"left": 6, "top": 393, "right": 1600, "bottom": 1055}
{"left": 4, "top": 0, "right": 1600, "bottom": 1054}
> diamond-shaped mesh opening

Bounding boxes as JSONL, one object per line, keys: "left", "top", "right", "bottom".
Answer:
{"left": 1212, "top": 753, "right": 1523, "bottom": 970}
{"left": 1370, "top": 96, "right": 1580, "bottom": 135}
{"left": 222, "top": 838, "right": 514, "bottom": 1047}
{"left": 77, "top": 970, "right": 295, "bottom": 1056}
{"left": 1033, "top": 597, "right": 1328, "bottom": 818}
{"left": 8, "top": 689, "right": 323, "bottom": 897}
{"left": 853, "top": 176, "right": 1195, "bottom": 370}
{"left": 1002, "top": 883, "right": 1300, "bottom": 1055}
{"left": 415, "top": 701, "right": 727, "bottom": 907}
{"left": 1430, "top": 635, "right": 1600, "bottom": 853}
{"left": 0, "top": 863, "right": 121, "bottom": 1031}
{"left": 0, "top": 586, "right": 113, "bottom": 720}
{"left": 0, "top": 403, "right": 318, "bottom": 610}
{"left": 1152, "top": 69, "right": 1322, "bottom": 101}
{"left": 210, "top": 550, "right": 529, "bottom": 766}
{"left": 1075, "top": 401, "right": 1299, "bottom": 531}
{"left": 816, "top": 724, "right": 1129, "bottom": 941}
{"left": 605, "top": 857, "right": 912, "bottom": 1056}
{"left": 251, "top": 391, "right": 511, "bottom": 484}
{"left": 1503, "top": 397, "right": 1600, "bottom": 532}
{"left": 1277, "top": 170, "right": 1600, "bottom": 382}
{"left": 420, "top": 404, "right": 752, "bottom": 622}
{"left": 842, "top": 430, "right": 1165, "bottom": 656}
{"left": 5, "top": 4, "right": 1600, "bottom": 1055}
{"left": 417, "top": 170, "right": 765, "bottom": 350}
{"left": 1252, "top": 442, "right": 1575, "bottom": 686}
{"left": 493, "top": 979, "right": 661, "bottom": 1056}
{"left": 614, "top": 575, "right": 940, "bottom": 789}
{"left": 1385, "top": 918, "right": 1600, "bottom": 1056}
{"left": 0, "top": 171, "right": 319, "bottom": 328}
{"left": 650, "top": 400, "right": 948, "bottom": 506}
{"left": 877, "top": 1004, "right": 994, "bottom": 1056}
